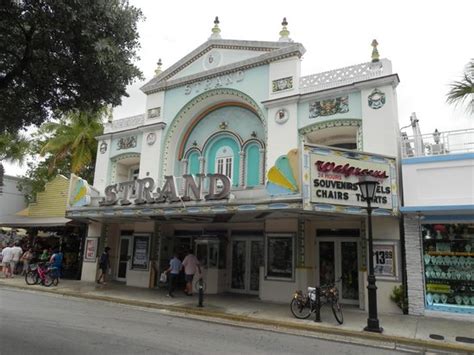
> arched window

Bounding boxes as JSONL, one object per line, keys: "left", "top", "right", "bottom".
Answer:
{"left": 188, "top": 151, "right": 200, "bottom": 175}
{"left": 245, "top": 144, "right": 260, "bottom": 186}
{"left": 215, "top": 146, "right": 233, "bottom": 180}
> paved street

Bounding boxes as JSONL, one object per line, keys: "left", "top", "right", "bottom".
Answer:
{"left": 0, "top": 287, "right": 410, "bottom": 355}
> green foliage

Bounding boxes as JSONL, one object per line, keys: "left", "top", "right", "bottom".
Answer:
{"left": 39, "top": 108, "right": 105, "bottom": 174}
{"left": 446, "top": 59, "right": 474, "bottom": 115}
{"left": 17, "top": 108, "right": 105, "bottom": 202}
{"left": 390, "top": 285, "right": 408, "bottom": 313}
{"left": 0, "top": 132, "right": 30, "bottom": 163}
{"left": 0, "top": 0, "right": 143, "bottom": 132}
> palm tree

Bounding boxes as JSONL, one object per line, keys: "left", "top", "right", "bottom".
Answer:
{"left": 0, "top": 132, "right": 30, "bottom": 190}
{"left": 446, "top": 59, "right": 474, "bottom": 115}
{"left": 39, "top": 108, "right": 106, "bottom": 175}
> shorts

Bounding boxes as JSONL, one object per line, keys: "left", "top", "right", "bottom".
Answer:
{"left": 185, "top": 274, "right": 194, "bottom": 283}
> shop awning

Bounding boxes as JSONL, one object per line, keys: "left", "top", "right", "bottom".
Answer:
{"left": 0, "top": 215, "right": 73, "bottom": 227}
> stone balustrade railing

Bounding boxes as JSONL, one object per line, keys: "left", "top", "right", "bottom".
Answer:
{"left": 300, "top": 59, "right": 392, "bottom": 94}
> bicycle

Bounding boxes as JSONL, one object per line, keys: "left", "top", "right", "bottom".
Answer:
{"left": 290, "top": 283, "right": 344, "bottom": 324}
{"left": 25, "top": 263, "right": 58, "bottom": 287}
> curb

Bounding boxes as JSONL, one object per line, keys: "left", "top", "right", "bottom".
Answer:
{"left": 2, "top": 282, "right": 473, "bottom": 354}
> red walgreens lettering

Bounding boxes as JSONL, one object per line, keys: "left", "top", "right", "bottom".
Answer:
{"left": 315, "top": 161, "right": 388, "bottom": 179}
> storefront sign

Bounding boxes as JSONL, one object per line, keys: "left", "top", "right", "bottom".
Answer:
{"left": 373, "top": 244, "right": 395, "bottom": 277}
{"left": 132, "top": 235, "right": 150, "bottom": 270}
{"left": 309, "top": 152, "right": 393, "bottom": 208}
{"left": 84, "top": 238, "right": 98, "bottom": 262}
{"left": 100, "top": 173, "right": 231, "bottom": 206}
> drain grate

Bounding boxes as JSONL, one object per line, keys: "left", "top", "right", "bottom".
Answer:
{"left": 455, "top": 336, "right": 474, "bottom": 344}
{"left": 429, "top": 334, "right": 445, "bottom": 340}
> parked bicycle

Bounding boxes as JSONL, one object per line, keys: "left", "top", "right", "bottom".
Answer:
{"left": 25, "top": 263, "right": 59, "bottom": 287}
{"left": 290, "top": 282, "right": 344, "bottom": 324}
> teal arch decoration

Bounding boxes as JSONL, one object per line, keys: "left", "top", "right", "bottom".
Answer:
{"left": 246, "top": 144, "right": 260, "bottom": 186}
{"left": 188, "top": 151, "right": 200, "bottom": 175}
{"left": 205, "top": 136, "right": 240, "bottom": 186}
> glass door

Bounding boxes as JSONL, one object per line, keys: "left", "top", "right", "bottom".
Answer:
{"left": 117, "top": 236, "right": 132, "bottom": 281}
{"left": 231, "top": 238, "right": 263, "bottom": 294}
{"left": 317, "top": 238, "right": 360, "bottom": 305}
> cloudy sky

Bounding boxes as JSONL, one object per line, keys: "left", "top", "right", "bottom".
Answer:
{"left": 4, "top": 0, "right": 473, "bottom": 176}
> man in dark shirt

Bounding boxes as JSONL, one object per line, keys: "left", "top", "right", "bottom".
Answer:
{"left": 97, "top": 247, "right": 111, "bottom": 285}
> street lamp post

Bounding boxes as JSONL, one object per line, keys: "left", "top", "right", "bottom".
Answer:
{"left": 356, "top": 178, "right": 383, "bottom": 333}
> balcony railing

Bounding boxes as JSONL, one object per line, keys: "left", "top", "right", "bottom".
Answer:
{"left": 400, "top": 128, "right": 474, "bottom": 158}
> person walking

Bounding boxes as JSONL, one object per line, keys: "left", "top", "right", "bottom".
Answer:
{"left": 164, "top": 252, "right": 182, "bottom": 297}
{"left": 21, "top": 248, "right": 34, "bottom": 275}
{"left": 97, "top": 247, "right": 111, "bottom": 285}
{"left": 181, "top": 249, "right": 201, "bottom": 296}
{"left": 10, "top": 243, "right": 23, "bottom": 277}
{"left": 1, "top": 244, "right": 13, "bottom": 278}
{"left": 49, "top": 249, "right": 64, "bottom": 279}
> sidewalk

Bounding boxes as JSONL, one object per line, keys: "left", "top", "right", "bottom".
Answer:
{"left": 1, "top": 277, "right": 473, "bottom": 353}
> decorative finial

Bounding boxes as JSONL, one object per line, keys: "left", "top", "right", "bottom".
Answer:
{"left": 209, "top": 16, "right": 221, "bottom": 40}
{"left": 279, "top": 17, "right": 291, "bottom": 42}
{"left": 219, "top": 121, "right": 228, "bottom": 130}
{"left": 371, "top": 39, "right": 380, "bottom": 63}
{"left": 154, "top": 58, "right": 162, "bottom": 76}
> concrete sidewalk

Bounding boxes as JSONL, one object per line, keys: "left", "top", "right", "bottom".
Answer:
{"left": 1, "top": 277, "right": 473, "bottom": 353}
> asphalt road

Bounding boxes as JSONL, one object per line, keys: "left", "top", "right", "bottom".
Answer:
{"left": 0, "top": 287, "right": 408, "bottom": 355}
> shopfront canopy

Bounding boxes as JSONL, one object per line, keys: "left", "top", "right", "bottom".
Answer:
{"left": 0, "top": 215, "right": 74, "bottom": 228}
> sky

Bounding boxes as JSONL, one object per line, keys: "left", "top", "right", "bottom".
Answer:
{"left": 4, "top": 0, "right": 473, "bottom": 176}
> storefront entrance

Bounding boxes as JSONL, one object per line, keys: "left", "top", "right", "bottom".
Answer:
{"left": 230, "top": 237, "right": 263, "bottom": 294}
{"left": 117, "top": 235, "right": 132, "bottom": 281}
{"left": 316, "top": 238, "right": 360, "bottom": 305}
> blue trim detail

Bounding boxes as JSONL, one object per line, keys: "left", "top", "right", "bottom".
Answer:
{"left": 237, "top": 205, "right": 257, "bottom": 211}
{"left": 422, "top": 215, "right": 474, "bottom": 222}
{"left": 402, "top": 152, "right": 474, "bottom": 165}
{"left": 426, "top": 303, "right": 474, "bottom": 315}
{"left": 401, "top": 205, "right": 474, "bottom": 213}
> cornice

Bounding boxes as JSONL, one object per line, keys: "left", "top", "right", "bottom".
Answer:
{"left": 141, "top": 43, "right": 305, "bottom": 94}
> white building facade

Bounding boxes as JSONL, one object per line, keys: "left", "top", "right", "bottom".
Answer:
{"left": 68, "top": 21, "right": 404, "bottom": 313}
{"left": 401, "top": 124, "right": 474, "bottom": 316}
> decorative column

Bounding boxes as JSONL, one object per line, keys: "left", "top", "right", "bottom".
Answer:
{"left": 239, "top": 151, "right": 245, "bottom": 187}
{"left": 199, "top": 156, "right": 205, "bottom": 174}
{"left": 259, "top": 148, "right": 265, "bottom": 185}
{"left": 181, "top": 159, "right": 188, "bottom": 192}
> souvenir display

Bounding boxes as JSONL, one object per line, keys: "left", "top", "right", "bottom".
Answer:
{"left": 422, "top": 223, "right": 473, "bottom": 312}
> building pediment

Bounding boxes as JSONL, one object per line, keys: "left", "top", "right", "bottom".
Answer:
{"left": 140, "top": 39, "right": 305, "bottom": 94}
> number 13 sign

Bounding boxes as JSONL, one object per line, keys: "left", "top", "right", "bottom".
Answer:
{"left": 373, "top": 244, "right": 395, "bottom": 277}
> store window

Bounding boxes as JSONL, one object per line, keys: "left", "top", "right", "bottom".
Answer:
{"left": 422, "top": 223, "right": 474, "bottom": 314}
{"left": 265, "top": 234, "right": 294, "bottom": 280}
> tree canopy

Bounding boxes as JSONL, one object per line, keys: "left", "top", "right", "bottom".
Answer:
{"left": 446, "top": 59, "right": 474, "bottom": 115}
{"left": 0, "top": 0, "right": 143, "bottom": 132}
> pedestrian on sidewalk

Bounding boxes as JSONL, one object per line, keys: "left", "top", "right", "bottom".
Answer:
{"left": 97, "top": 247, "right": 111, "bottom": 285}
{"left": 1, "top": 243, "right": 13, "bottom": 278}
{"left": 181, "top": 249, "right": 201, "bottom": 296}
{"left": 49, "top": 249, "right": 63, "bottom": 279}
{"left": 165, "top": 252, "right": 182, "bottom": 297}
{"left": 10, "top": 242, "right": 23, "bottom": 276}
{"left": 21, "top": 248, "right": 34, "bottom": 275}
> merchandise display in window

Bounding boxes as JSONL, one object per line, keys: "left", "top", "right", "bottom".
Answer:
{"left": 422, "top": 223, "right": 474, "bottom": 314}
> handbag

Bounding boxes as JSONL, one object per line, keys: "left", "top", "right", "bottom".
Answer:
{"left": 160, "top": 272, "right": 167, "bottom": 283}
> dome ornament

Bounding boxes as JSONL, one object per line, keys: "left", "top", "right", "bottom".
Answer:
{"left": 371, "top": 39, "right": 380, "bottom": 63}
{"left": 209, "top": 16, "right": 221, "bottom": 40}
{"left": 154, "top": 58, "right": 163, "bottom": 77}
{"left": 279, "top": 17, "right": 291, "bottom": 42}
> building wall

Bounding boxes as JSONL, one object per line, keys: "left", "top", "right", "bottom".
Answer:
{"left": 28, "top": 175, "right": 69, "bottom": 217}
{"left": 0, "top": 175, "right": 26, "bottom": 216}
{"left": 402, "top": 154, "right": 474, "bottom": 207}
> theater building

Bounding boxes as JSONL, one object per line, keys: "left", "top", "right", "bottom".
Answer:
{"left": 67, "top": 20, "right": 403, "bottom": 313}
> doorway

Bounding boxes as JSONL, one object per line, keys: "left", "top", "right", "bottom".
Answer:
{"left": 117, "top": 235, "right": 132, "bottom": 281}
{"left": 316, "top": 238, "right": 360, "bottom": 305}
{"left": 230, "top": 237, "right": 263, "bottom": 294}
